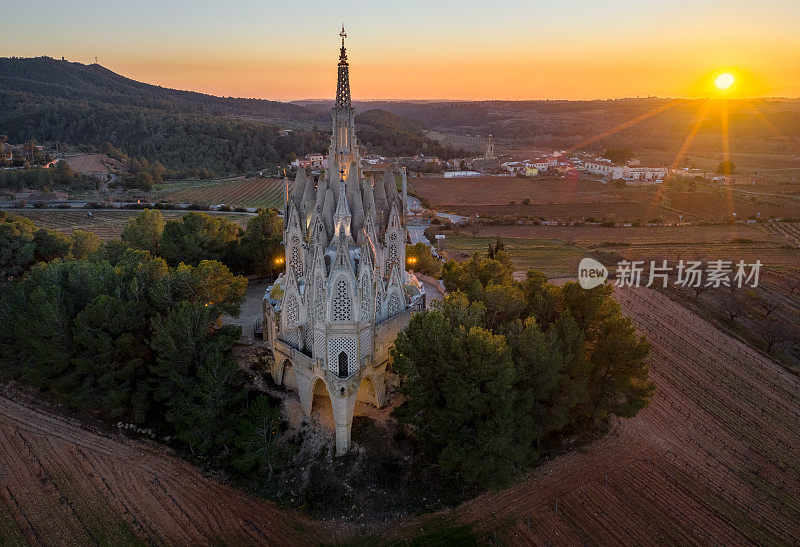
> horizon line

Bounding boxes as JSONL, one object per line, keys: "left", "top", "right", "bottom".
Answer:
{"left": 7, "top": 56, "right": 800, "bottom": 104}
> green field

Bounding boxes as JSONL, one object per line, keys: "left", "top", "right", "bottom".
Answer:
{"left": 442, "top": 234, "right": 587, "bottom": 277}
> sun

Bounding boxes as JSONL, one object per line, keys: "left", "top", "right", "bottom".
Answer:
{"left": 714, "top": 72, "right": 736, "bottom": 91}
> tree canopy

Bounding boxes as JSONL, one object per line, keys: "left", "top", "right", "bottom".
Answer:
{"left": 603, "top": 147, "right": 636, "bottom": 164}
{"left": 121, "top": 208, "right": 165, "bottom": 254}
{"left": 119, "top": 208, "right": 284, "bottom": 277}
{"left": 406, "top": 242, "right": 443, "bottom": 278}
{"left": 0, "top": 211, "right": 92, "bottom": 279}
{"left": 393, "top": 249, "right": 652, "bottom": 488}
{"left": 0, "top": 210, "right": 289, "bottom": 480}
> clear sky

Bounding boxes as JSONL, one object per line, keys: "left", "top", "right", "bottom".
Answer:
{"left": 2, "top": 0, "right": 799, "bottom": 100}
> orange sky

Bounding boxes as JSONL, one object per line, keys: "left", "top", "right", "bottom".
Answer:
{"left": 3, "top": 0, "right": 799, "bottom": 100}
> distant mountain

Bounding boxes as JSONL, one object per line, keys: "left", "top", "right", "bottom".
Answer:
{"left": 0, "top": 56, "right": 319, "bottom": 122}
{"left": 0, "top": 57, "right": 330, "bottom": 176}
{"left": 0, "top": 58, "right": 466, "bottom": 176}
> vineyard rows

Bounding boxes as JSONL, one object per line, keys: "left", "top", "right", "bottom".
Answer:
{"left": 0, "top": 387, "right": 327, "bottom": 544}
{"left": 766, "top": 222, "right": 800, "bottom": 247}
{"left": 161, "top": 177, "right": 285, "bottom": 208}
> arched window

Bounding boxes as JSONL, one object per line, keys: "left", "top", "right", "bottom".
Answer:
{"left": 332, "top": 279, "right": 352, "bottom": 322}
{"left": 338, "top": 351, "right": 348, "bottom": 378}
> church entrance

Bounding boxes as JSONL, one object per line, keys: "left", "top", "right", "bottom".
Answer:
{"left": 338, "top": 351, "right": 348, "bottom": 378}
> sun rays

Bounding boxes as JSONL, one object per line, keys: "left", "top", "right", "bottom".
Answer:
{"left": 563, "top": 71, "right": 757, "bottom": 224}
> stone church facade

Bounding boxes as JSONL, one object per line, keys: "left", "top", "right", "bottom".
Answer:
{"left": 262, "top": 28, "right": 424, "bottom": 455}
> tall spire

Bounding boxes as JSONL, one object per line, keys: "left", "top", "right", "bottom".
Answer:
{"left": 329, "top": 26, "right": 359, "bottom": 192}
{"left": 335, "top": 25, "right": 351, "bottom": 109}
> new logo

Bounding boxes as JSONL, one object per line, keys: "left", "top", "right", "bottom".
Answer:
{"left": 578, "top": 257, "right": 608, "bottom": 289}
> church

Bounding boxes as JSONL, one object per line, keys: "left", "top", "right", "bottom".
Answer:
{"left": 262, "top": 28, "right": 425, "bottom": 455}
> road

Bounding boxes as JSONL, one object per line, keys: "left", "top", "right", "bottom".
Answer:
{"left": 406, "top": 219, "right": 429, "bottom": 244}
{"left": 420, "top": 279, "right": 444, "bottom": 309}
{"left": 0, "top": 204, "right": 257, "bottom": 215}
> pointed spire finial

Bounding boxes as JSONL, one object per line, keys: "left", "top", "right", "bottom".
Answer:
{"left": 335, "top": 26, "right": 351, "bottom": 108}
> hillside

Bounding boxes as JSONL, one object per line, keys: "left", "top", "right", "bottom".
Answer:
{"left": 1, "top": 286, "right": 797, "bottom": 543}
{"left": 0, "top": 57, "right": 334, "bottom": 176}
{"left": 0, "top": 57, "right": 318, "bottom": 122}
{"left": 297, "top": 98, "right": 800, "bottom": 170}
{"left": 0, "top": 58, "right": 463, "bottom": 176}
{"left": 355, "top": 108, "right": 465, "bottom": 157}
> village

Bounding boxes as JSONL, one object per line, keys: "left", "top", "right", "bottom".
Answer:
{"left": 291, "top": 135, "right": 769, "bottom": 187}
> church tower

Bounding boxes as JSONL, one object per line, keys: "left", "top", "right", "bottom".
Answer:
{"left": 329, "top": 26, "right": 359, "bottom": 182}
{"left": 263, "top": 28, "right": 425, "bottom": 456}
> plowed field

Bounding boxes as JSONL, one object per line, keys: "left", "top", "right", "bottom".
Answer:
{"left": 0, "top": 390, "right": 327, "bottom": 545}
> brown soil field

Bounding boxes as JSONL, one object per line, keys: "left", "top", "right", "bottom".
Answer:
{"left": 467, "top": 223, "right": 777, "bottom": 246}
{"left": 665, "top": 191, "right": 800, "bottom": 221}
{"left": 413, "top": 176, "right": 800, "bottom": 223}
{"left": 445, "top": 201, "right": 683, "bottom": 223}
{"left": 2, "top": 287, "right": 798, "bottom": 544}
{"left": 450, "top": 224, "right": 800, "bottom": 270}
{"left": 0, "top": 387, "right": 329, "bottom": 545}
{"left": 62, "top": 154, "right": 121, "bottom": 175}
{"left": 766, "top": 221, "right": 800, "bottom": 247}
{"left": 412, "top": 176, "right": 616, "bottom": 206}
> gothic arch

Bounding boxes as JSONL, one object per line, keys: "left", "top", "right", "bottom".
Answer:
{"left": 309, "top": 377, "right": 335, "bottom": 429}
{"left": 275, "top": 358, "right": 292, "bottom": 386}
{"left": 281, "top": 360, "right": 297, "bottom": 391}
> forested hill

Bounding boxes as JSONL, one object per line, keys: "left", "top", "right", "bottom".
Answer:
{"left": 0, "top": 57, "right": 331, "bottom": 176}
{"left": 0, "top": 57, "right": 466, "bottom": 176}
{"left": 355, "top": 108, "right": 465, "bottom": 158}
{"left": 0, "top": 56, "right": 317, "bottom": 120}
